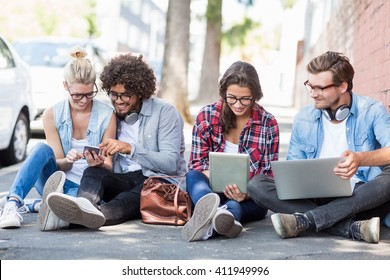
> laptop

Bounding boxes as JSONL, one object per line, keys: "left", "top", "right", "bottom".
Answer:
{"left": 271, "top": 157, "right": 353, "bottom": 200}
{"left": 209, "top": 152, "right": 250, "bottom": 193}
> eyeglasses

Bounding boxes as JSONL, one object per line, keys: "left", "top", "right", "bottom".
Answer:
{"left": 107, "top": 91, "right": 135, "bottom": 102}
{"left": 304, "top": 80, "right": 339, "bottom": 94}
{"left": 225, "top": 95, "right": 254, "bottom": 106}
{"left": 67, "top": 83, "right": 98, "bottom": 101}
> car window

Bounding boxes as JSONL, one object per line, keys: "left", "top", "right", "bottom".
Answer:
{"left": 0, "top": 38, "right": 15, "bottom": 69}
{"left": 13, "top": 42, "right": 74, "bottom": 67}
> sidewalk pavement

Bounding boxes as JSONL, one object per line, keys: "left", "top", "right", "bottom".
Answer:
{"left": 1, "top": 106, "right": 390, "bottom": 261}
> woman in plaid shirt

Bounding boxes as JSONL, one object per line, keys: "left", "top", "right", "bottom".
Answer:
{"left": 182, "top": 61, "right": 279, "bottom": 242}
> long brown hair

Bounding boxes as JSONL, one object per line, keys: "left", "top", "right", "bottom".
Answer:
{"left": 218, "top": 61, "right": 263, "bottom": 132}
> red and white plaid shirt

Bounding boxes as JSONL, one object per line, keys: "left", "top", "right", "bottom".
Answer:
{"left": 188, "top": 99, "right": 279, "bottom": 178}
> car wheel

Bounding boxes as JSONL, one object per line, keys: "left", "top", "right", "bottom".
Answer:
{"left": 0, "top": 112, "right": 30, "bottom": 166}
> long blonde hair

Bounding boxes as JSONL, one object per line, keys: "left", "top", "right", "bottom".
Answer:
{"left": 63, "top": 46, "right": 96, "bottom": 84}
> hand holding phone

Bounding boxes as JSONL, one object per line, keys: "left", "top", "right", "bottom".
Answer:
{"left": 83, "top": 145, "right": 101, "bottom": 159}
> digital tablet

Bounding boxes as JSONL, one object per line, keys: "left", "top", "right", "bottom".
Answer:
{"left": 209, "top": 152, "right": 250, "bottom": 193}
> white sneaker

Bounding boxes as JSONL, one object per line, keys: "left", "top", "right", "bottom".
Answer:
{"left": 47, "top": 193, "right": 105, "bottom": 229}
{"left": 0, "top": 202, "right": 23, "bottom": 229}
{"left": 38, "top": 171, "right": 68, "bottom": 231}
{"left": 181, "top": 193, "right": 220, "bottom": 242}
{"left": 212, "top": 206, "right": 243, "bottom": 238}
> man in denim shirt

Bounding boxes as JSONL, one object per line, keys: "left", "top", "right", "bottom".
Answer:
{"left": 248, "top": 51, "right": 390, "bottom": 243}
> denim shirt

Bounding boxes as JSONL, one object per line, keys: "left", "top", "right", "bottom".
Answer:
{"left": 53, "top": 99, "right": 114, "bottom": 155}
{"left": 287, "top": 92, "right": 390, "bottom": 182}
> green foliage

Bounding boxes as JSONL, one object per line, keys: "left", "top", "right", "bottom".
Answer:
{"left": 86, "top": 0, "right": 100, "bottom": 37}
{"left": 205, "top": 0, "right": 222, "bottom": 24}
{"left": 222, "top": 17, "right": 260, "bottom": 48}
{"left": 281, "top": 0, "right": 297, "bottom": 9}
{"left": 35, "top": 5, "right": 57, "bottom": 35}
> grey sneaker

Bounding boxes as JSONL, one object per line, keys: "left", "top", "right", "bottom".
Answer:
{"left": 47, "top": 193, "right": 105, "bottom": 229}
{"left": 271, "top": 212, "right": 310, "bottom": 239}
{"left": 212, "top": 206, "right": 243, "bottom": 238}
{"left": 182, "top": 193, "right": 220, "bottom": 242}
{"left": 38, "top": 171, "right": 69, "bottom": 231}
{"left": 350, "top": 217, "right": 380, "bottom": 243}
{"left": 0, "top": 202, "right": 23, "bottom": 229}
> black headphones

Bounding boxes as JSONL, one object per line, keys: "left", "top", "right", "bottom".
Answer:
{"left": 124, "top": 110, "right": 139, "bottom": 125}
{"left": 322, "top": 94, "right": 352, "bottom": 122}
{"left": 122, "top": 102, "right": 142, "bottom": 125}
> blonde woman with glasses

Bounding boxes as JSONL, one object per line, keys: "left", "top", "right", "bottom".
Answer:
{"left": 0, "top": 47, "right": 116, "bottom": 231}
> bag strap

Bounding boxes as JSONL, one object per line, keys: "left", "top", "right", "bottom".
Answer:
{"left": 171, "top": 177, "right": 191, "bottom": 223}
{"left": 146, "top": 175, "right": 185, "bottom": 188}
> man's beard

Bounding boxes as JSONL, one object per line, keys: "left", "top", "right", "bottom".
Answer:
{"left": 115, "top": 111, "right": 128, "bottom": 120}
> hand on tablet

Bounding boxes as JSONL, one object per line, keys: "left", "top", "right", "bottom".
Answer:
{"left": 223, "top": 184, "right": 247, "bottom": 202}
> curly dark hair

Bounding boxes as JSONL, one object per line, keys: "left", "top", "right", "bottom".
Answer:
{"left": 100, "top": 53, "right": 156, "bottom": 98}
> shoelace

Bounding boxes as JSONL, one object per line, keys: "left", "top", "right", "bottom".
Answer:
{"left": 350, "top": 221, "right": 363, "bottom": 241}
{"left": 18, "top": 205, "right": 30, "bottom": 214}
{"left": 218, "top": 204, "right": 228, "bottom": 210}
{"left": 201, "top": 224, "right": 214, "bottom": 240}
{"left": 0, "top": 206, "right": 23, "bottom": 222}
{"left": 295, "top": 214, "right": 309, "bottom": 231}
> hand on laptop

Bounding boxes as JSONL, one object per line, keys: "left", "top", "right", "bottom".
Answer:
{"left": 333, "top": 150, "right": 360, "bottom": 179}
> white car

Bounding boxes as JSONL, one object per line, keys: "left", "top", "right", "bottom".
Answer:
{"left": 0, "top": 35, "right": 36, "bottom": 166}
{"left": 12, "top": 37, "right": 108, "bottom": 132}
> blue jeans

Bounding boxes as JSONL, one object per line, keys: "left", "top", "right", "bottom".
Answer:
{"left": 7, "top": 142, "right": 78, "bottom": 204}
{"left": 186, "top": 170, "right": 267, "bottom": 223}
{"left": 248, "top": 165, "right": 390, "bottom": 238}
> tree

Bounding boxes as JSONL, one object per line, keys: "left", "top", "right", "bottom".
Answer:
{"left": 193, "top": 0, "right": 222, "bottom": 106}
{"left": 194, "top": 0, "right": 255, "bottom": 106}
{"left": 160, "top": 0, "right": 193, "bottom": 124}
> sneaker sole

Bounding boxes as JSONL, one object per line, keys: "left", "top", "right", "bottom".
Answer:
{"left": 367, "top": 217, "right": 380, "bottom": 243}
{"left": 213, "top": 212, "right": 243, "bottom": 238}
{"left": 47, "top": 194, "right": 105, "bottom": 229}
{"left": 181, "top": 193, "right": 220, "bottom": 242}
{"left": 270, "top": 213, "right": 289, "bottom": 239}
{"left": 37, "top": 171, "right": 66, "bottom": 231}
{"left": 0, "top": 222, "right": 21, "bottom": 228}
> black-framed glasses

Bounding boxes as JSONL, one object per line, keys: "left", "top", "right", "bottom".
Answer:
{"left": 304, "top": 80, "right": 339, "bottom": 94}
{"left": 107, "top": 91, "right": 135, "bottom": 102}
{"left": 225, "top": 95, "right": 254, "bottom": 106}
{"left": 67, "top": 83, "right": 98, "bottom": 101}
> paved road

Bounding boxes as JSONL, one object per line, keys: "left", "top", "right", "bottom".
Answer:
{"left": 1, "top": 106, "right": 389, "bottom": 279}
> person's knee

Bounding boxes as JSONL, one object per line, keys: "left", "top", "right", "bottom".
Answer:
{"left": 30, "top": 142, "right": 52, "bottom": 157}
{"left": 247, "top": 174, "right": 268, "bottom": 196}
{"left": 186, "top": 170, "right": 206, "bottom": 191}
{"left": 82, "top": 166, "right": 102, "bottom": 177}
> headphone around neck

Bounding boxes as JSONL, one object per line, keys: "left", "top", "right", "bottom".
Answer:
{"left": 124, "top": 110, "right": 139, "bottom": 125}
{"left": 122, "top": 102, "right": 142, "bottom": 125}
{"left": 322, "top": 93, "right": 352, "bottom": 122}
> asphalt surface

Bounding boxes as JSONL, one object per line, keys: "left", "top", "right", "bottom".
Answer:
{"left": 1, "top": 106, "right": 390, "bottom": 268}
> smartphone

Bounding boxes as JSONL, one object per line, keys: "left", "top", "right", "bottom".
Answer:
{"left": 83, "top": 145, "right": 101, "bottom": 158}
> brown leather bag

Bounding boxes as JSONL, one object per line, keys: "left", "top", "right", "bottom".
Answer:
{"left": 140, "top": 176, "right": 192, "bottom": 226}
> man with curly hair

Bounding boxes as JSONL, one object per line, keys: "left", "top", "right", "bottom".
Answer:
{"left": 45, "top": 53, "right": 187, "bottom": 228}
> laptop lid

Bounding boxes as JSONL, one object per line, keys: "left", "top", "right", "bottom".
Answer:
{"left": 271, "top": 157, "right": 353, "bottom": 200}
{"left": 209, "top": 152, "right": 250, "bottom": 193}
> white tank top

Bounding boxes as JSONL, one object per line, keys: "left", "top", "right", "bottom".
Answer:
{"left": 65, "top": 138, "right": 88, "bottom": 185}
{"left": 224, "top": 140, "right": 239, "bottom": 153}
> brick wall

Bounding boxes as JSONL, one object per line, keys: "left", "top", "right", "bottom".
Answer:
{"left": 294, "top": 0, "right": 390, "bottom": 111}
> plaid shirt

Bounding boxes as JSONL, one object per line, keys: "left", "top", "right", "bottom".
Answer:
{"left": 188, "top": 99, "right": 279, "bottom": 178}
